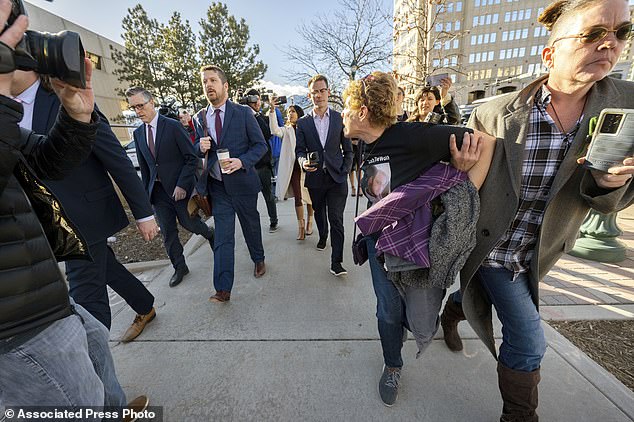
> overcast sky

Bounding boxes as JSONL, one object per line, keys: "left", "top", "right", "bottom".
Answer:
{"left": 25, "top": 0, "right": 394, "bottom": 95}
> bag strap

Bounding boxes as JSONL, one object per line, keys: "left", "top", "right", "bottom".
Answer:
{"left": 352, "top": 141, "right": 364, "bottom": 241}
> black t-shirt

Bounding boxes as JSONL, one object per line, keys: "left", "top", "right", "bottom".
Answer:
{"left": 359, "top": 122, "right": 471, "bottom": 205}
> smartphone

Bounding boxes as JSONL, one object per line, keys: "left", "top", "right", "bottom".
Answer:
{"left": 584, "top": 108, "right": 634, "bottom": 172}
{"left": 276, "top": 96, "right": 287, "bottom": 105}
{"left": 426, "top": 73, "right": 449, "bottom": 87}
{"left": 260, "top": 94, "right": 269, "bottom": 102}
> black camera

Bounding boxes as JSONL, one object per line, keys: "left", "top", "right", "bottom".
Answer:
{"left": 1, "top": 0, "right": 86, "bottom": 88}
{"left": 158, "top": 98, "right": 179, "bottom": 120}
{"left": 424, "top": 112, "right": 443, "bottom": 124}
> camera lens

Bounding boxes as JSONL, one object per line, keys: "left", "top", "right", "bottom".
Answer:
{"left": 600, "top": 113, "right": 623, "bottom": 134}
{"left": 22, "top": 30, "right": 86, "bottom": 88}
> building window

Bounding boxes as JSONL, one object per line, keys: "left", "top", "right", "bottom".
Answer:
{"left": 500, "top": 50, "right": 506, "bottom": 59}
{"left": 456, "top": 2, "right": 462, "bottom": 12}
{"left": 86, "top": 51, "right": 102, "bottom": 70}
{"left": 453, "top": 39, "right": 459, "bottom": 49}
{"left": 455, "top": 20, "right": 461, "bottom": 30}
{"left": 493, "top": 13, "right": 499, "bottom": 24}
{"left": 491, "top": 32, "right": 497, "bottom": 42}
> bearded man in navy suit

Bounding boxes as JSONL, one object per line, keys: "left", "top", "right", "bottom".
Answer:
{"left": 193, "top": 64, "right": 268, "bottom": 303}
{"left": 127, "top": 86, "right": 214, "bottom": 289}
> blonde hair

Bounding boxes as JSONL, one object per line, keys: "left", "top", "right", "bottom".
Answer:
{"left": 342, "top": 71, "right": 398, "bottom": 128}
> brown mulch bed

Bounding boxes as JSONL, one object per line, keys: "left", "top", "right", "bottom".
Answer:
{"left": 110, "top": 206, "right": 193, "bottom": 264}
{"left": 549, "top": 320, "right": 634, "bottom": 392}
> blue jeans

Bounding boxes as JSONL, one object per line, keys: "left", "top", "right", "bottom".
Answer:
{"left": 366, "top": 237, "right": 407, "bottom": 368}
{"left": 0, "top": 315, "right": 104, "bottom": 413}
{"left": 72, "top": 300, "right": 127, "bottom": 408}
{"left": 477, "top": 266, "right": 546, "bottom": 371}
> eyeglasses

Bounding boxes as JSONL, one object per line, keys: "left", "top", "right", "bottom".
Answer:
{"left": 551, "top": 23, "right": 633, "bottom": 45}
{"left": 128, "top": 100, "right": 150, "bottom": 111}
{"left": 310, "top": 88, "right": 329, "bottom": 96}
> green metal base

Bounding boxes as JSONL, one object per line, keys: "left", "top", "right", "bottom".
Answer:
{"left": 568, "top": 236, "right": 627, "bottom": 263}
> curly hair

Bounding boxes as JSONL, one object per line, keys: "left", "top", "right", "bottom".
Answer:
{"left": 538, "top": 0, "right": 626, "bottom": 43}
{"left": 342, "top": 71, "right": 398, "bottom": 128}
{"left": 407, "top": 87, "right": 441, "bottom": 122}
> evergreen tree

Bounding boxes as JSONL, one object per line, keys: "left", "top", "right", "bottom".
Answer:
{"left": 111, "top": 4, "right": 169, "bottom": 100}
{"left": 198, "top": 2, "right": 267, "bottom": 91}
{"left": 162, "top": 12, "right": 202, "bottom": 108}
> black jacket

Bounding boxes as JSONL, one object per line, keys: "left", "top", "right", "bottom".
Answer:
{"left": 254, "top": 111, "right": 272, "bottom": 169}
{"left": 0, "top": 95, "right": 98, "bottom": 340}
{"left": 34, "top": 86, "right": 153, "bottom": 245}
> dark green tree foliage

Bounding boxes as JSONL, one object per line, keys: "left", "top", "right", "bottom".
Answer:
{"left": 111, "top": 4, "right": 168, "bottom": 99}
{"left": 162, "top": 12, "right": 202, "bottom": 108}
{"left": 198, "top": 2, "right": 267, "bottom": 91}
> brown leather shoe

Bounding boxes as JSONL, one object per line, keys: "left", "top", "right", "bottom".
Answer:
{"left": 121, "top": 308, "right": 156, "bottom": 343}
{"left": 209, "top": 290, "right": 231, "bottom": 303}
{"left": 122, "top": 395, "right": 149, "bottom": 422}
{"left": 254, "top": 261, "right": 266, "bottom": 278}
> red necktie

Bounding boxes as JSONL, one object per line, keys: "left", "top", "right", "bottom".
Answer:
{"left": 215, "top": 109, "right": 222, "bottom": 144}
{"left": 147, "top": 124, "right": 155, "bottom": 157}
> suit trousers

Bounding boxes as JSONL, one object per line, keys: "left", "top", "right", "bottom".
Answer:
{"left": 308, "top": 171, "right": 348, "bottom": 264}
{"left": 256, "top": 165, "right": 278, "bottom": 226}
{"left": 209, "top": 178, "right": 264, "bottom": 292}
{"left": 152, "top": 182, "right": 213, "bottom": 270}
{"left": 66, "top": 240, "right": 154, "bottom": 329}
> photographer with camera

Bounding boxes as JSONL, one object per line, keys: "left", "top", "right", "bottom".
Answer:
{"left": 243, "top": 88, "right": 279, "bottom": 232}
{"left": 407, "top": 80, "right": 461, "bottom": 125}
{"left": 0, "top": 0, "right": 114, "bottom": 410}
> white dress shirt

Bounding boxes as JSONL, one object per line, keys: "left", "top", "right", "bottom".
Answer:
{"left": 15, "top": 79, "right": 40, "bottom": 130}
{"left": 312, "top": 107, "right": 330, "bottom": 148}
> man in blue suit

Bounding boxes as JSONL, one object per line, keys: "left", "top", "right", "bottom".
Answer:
{"left": 11, "top": 70, "right": 159, "bottom": 343}
{"left": 126, "top": 86, "right": 215, "bottom": 288}
{"left": 194, "top": 64, "right": 268, "bottom": 303}
{"left": 296, "top": 74, "right": 353, "bottom": 277}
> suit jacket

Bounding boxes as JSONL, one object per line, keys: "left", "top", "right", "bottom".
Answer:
{"left": 462, "top": 75, "right": 634, "bottom": 357}
{"left": 36, "top": 86, "right": 154, "bottom": 245}
{"left": 295, "top": 109, "right": 353, "bottom": 188}
{"left": 133, "top": 113, "right": 198, "bottom": 200}
{"left": 193, "top": 100, "right": 267, "bottom": 196}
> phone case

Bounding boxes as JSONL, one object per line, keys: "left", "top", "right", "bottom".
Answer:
{"left": 584, "top": 108, "right": 634, "bottom": 172}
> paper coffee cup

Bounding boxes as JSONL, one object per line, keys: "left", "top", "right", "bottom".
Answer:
{"left": 217, "top": 149, "right": 230, "bottom": 173}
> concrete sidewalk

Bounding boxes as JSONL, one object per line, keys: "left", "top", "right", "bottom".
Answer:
{"left": 108, "top": 197, "right": 634, "bottom": 421}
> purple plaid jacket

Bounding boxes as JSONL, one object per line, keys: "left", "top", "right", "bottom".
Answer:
{"left": 355, "top": 163, "right": 468, "bottom": 268}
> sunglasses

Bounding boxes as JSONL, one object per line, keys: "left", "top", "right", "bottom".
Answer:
{"left": 551, "top": 23, "right": 633, "bottom": 45}
{"left": 128, "top": 100, "right": 150, "bottom": 111}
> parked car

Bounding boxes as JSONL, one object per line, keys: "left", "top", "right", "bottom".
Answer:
{"left": 124, "top": 140, "right": 139, "bottom": 170}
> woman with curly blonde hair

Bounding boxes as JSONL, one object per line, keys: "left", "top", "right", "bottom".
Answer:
{"left": 341, "top": 71, "right": 495, "bottom": 407}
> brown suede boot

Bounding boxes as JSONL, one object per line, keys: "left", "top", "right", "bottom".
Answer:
{"left": 498, "top": 363, "right": 541, "bottom": 422}
{"left": 440, "top": 295, "right": 466, "bottom": 351}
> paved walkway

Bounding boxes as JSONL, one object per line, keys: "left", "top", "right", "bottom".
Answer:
{"left": 107, "top": 196, "right": 633, "bottom": 421}
{"left": 541, "top": 206, "right": 634, "bottom": 320}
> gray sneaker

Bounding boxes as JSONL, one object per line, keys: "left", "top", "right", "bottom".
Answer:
{"left": 378, "top": 365, "right": 401, "bottom": 407}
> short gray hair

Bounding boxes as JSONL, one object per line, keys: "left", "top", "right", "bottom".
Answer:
{"left": 125, "top": 86, "right": 153, "bottom": 102}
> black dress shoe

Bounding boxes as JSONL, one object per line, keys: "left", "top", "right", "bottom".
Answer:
{"left": 169, "top": 266, "right": 189, "bottom": 287}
